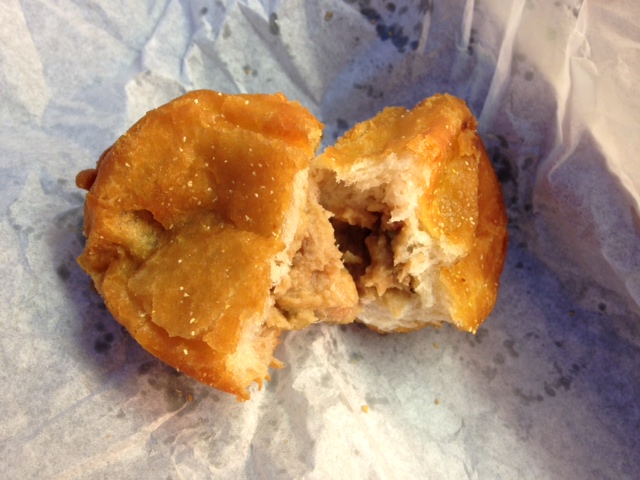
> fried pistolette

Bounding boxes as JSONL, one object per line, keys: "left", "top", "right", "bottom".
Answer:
{"left": 77, "top": 91, "right": 358, "bottom": 400}
{"left": 314, "top": 94, "right": 508, "bottom": 333}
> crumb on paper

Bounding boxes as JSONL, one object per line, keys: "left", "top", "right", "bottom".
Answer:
{"left": 361, "top": 405, "right": 369, "bottom": 413}
{"left": 325, "top": 11, "right": 333, "bottom": 21}
{"left": 433, "top": 342, "right": 439, "bottom": 349}
{"left": 434, "top": 398, "right": 441, "bottom": 405}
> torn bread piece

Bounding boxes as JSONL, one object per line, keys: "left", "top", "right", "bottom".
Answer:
{"left": 76, "top": 90, "right": 358, "bottom": 400}
{"left": 314, "top": 94, "right": 508, "bottom": 334}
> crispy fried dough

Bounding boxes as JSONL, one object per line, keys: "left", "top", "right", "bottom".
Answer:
{"left": 314, "top": 94, "right": 508, "bottom": 333}
{"left": 77, "top": 91, "right": 358, "bottom": 400}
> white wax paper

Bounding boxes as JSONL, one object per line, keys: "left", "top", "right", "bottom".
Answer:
{"left": 1, "top": 0, "right": 639, "bottom": 478}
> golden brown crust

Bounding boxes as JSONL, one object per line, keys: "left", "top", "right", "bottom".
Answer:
{"left": 439, "top": 142, "right": 508, "bottom": 333}
{"left": 76, "top": 90, "right": 357, "bottom": 400}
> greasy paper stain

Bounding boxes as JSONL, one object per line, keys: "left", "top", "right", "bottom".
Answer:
{"left": 353, "top": 0, "right": 428, "bottom": 52}
{"left": 503, "top": 339, "right": 520, "bottom": 358}
{"left": 513, "top": 387, "right": 544, "bottom": 405}
{"left": 145, "top": 365, "right": 195, "bottom": 412}
{"left": 269, "top": 13, "right": 280, "bottom": 35}
{"left": 94, "top": 332, "right": 115, "bottom": 354}
{"left": 56, "top": 263, "right": 71, "bottom": 281}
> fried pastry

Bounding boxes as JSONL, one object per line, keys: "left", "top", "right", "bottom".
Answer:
{"left": 77, "top": 91, "right": 508, "bottom": 399}
{"left": 76, "top": 90, "right": 359, "bottom": 400}
{"left": 313, "top": 94, "right": 508, "bottom": 333}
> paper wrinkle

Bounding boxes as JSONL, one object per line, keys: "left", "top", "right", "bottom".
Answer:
{"left": 239, "top": 5, "right": 291, "bottom": 86}
{"left": 188, "top": 19, "right": 246, "bottom": 96}
{"left": 414, "top": 6, "right": 432, "bottom": 56}
{"left": 306, "top": 331, "right": 397, "bottom": 480}
{"left": 478, "top": 0, "right": 525, "bottom": 125}
{"left": 524, "top": 0, "right": 640, "bottom": 314}
{"left": 19, "top": 374, "right": 120, "bottom": 451}
{"left": 252, "top": 326, "right": 409, "bottom": 479}
{"left": 140, "top": 0, "right": 192, "bottom": 83}
{"left": 0, "top": 0, "right": 51, "bottom": 121}
{"left": 458, "top": 0, "right": 475, "bottom": 52}
{"left": 478, "top": 0, "right": 524, "bottom": 128}
{"left": 245, "top": 333, "right": 320, "bottom": 475}
{"left": 53, "top": 408, "right": 189, "bottom": 480}
{"left": 585, "top": 0, "right": 640, "bottom": 210}
{"left": 239, "top": 3, "right": 321, "bottom": 104}
{"left": 555, "top": 1, "right": 591, "bottom": 149}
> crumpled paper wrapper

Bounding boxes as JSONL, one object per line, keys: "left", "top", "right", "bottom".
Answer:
{"left": 2, "top": 0, "right": 639, "bottom": 478}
